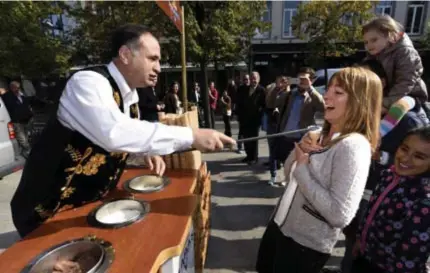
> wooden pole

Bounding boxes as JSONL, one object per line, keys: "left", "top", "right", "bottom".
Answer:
{"left": 181, "top": 5, "right": 188, "bottom": 112}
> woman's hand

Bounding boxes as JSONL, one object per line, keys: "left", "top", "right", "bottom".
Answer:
{"left": 298, "top": 133, "right": 323, "bottom": 153}
{"left": 294, "top": 142, "right": 309, "bottom": 164}
{"left": 143, "top": 155, "right": 166, "bottom": 176}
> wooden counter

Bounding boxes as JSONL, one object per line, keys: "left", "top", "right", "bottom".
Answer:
{"left": 0, "top": 168, "right": 198, "bottom": 273}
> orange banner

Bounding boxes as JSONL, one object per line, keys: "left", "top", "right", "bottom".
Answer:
{"left": 156, "top": 0, "right": 182, "bottom": 33}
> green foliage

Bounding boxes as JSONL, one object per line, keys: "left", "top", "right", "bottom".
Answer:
{"left": 183, "top": 1, "right": 269, "bottom": 65}
{"left": 293, "top": 0, "right": 375, "bottom": 65}
{"left": 67, "top": 1, "right": 269, "bottom": 66}
{"left": 0, "top": 1, "right": 71, "bottom": 78}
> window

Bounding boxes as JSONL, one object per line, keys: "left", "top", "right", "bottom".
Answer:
{"left": 406, "top": 1, "right": 426, "bottom": 35}
{"left": 254, "top": 1, "right": 272, "bottom": 39}
{"left": 375, "top": 1, "right": 393, "bottom": 16}
{"left": 283, "top": 9, "right": 297, "bottom": 37}
{"left": 282, "top": 1, "right": 299, "bottom": 38}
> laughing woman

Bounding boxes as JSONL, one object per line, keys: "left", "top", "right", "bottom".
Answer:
{"left": 256, "top": 67, "right": 382, "bottom": 273}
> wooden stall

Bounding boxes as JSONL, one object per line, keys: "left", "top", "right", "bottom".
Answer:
{"left": 0, "top": 109, "right": 212, "bottom": 273}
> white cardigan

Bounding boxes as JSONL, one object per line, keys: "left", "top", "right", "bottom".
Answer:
{"left": 272, "top": 133, "right": 372, "bottom": 253}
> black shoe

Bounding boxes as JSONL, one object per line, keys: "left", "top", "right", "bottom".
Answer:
{"left": 263, "top": 161, "right": 270, "bottom": 166}
{"left": 241, "top": 157, "right": 250, "bottom": 163}
{"left": 247, "top": 159, "right": 258, "bottom": 165}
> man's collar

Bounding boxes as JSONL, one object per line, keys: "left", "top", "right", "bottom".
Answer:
{"left": 107, "top": 62, "right": 135, "bottom": 98}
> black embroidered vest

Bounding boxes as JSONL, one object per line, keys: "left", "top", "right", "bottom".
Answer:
{"left": 11, "top": 66, "right": 140, "bottom": 237}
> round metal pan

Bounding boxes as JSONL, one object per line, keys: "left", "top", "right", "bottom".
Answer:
{"left": 22, "top": 236, "right": 114, "bottom": 273}
{"left": 123, "top": 175, "right": 171, "bottom": 194}
{"left": 87, "top": 198, "right": 150, "bottom": 229}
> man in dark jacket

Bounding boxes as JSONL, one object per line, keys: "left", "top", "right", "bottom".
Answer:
{"left": 236, "top": 71, "right": 266, "bottom": 164}
{"left": 1, "top": 81, "right": 32, "bottom": 157}
{"left": 137, "top": 79, "right": 161, "bottom": 122}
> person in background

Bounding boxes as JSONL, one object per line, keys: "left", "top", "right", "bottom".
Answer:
{"left": 353, "top": 126, "right": 430, "bottom": 273}
{"left": 235, "top": 74, "right": 250, "bottom": 154}
{"left": 227, "top": 79, "right": 237, "bottom": 120}
{"left": 256, "top": 67, "right": 382, "bottom": 273}
{"left": 265, "top": 75, "right": 289, "bottom": 185}
{"left": 137, "top": 78, "right": 163, "bottom": 122}
{"left": 2, "top": 81, "right": 33, "bottom": 158}
{"left": 275, "top": 67, "right": 324, "bottom": 171}
{"left": 220, "top": 90, "right": 232, "bottom": 138}
{"left": 208, "top": 81, "right": 218, "bottom": 129}
{"left": 164, "top": 81, "right": 180, "bottom": 114}
{"left": 188, "top": 82, "right": 203, "bottom": 127}
{"left": 236, "top": 71, "right": 266, "bottom": 165}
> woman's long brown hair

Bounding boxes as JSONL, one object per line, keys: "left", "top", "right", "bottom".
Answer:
{"left": 322, "top": 67, "right": 382, "bottom": 152}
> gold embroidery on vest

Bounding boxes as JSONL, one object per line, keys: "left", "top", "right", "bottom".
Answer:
{"left": 60, "top": 187, "right": 76, "bottom": 199}
{"left": 35, "top": 204, "right": 52, "bottom": 219}
{"left": 114, "top": 91, "right": 121, "bottom": 106}
{"left": 110, "top": 152, "right": 128, "bottom": 162}
{"left": 131, "top": 104, "right": 139, "bottom": 118}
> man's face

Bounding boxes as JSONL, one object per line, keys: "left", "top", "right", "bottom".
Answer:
{"left": 10, "top": 83, "right": 20, "bottom": 94}
{"left": 194, "top": 83, "right": 199, "bottom": 91}
{"left": 243, "top": 75, "right": 250, "bottom": 86}
{"left": 128, "top": 34, "right": 161, "bottom": 88}
{"left": 298, "top": 73, "right": 312, "bottom": 90}
{"left": 251, "top": 73, "right": 259, "bottom": 86}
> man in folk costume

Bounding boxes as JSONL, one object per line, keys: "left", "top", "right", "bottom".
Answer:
{"left": 11, "top": 24, "right": 235, "bottom": 237}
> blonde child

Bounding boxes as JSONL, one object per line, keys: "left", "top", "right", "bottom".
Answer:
{"left": 362, "top": 15, "right": 428, "bottom": 137}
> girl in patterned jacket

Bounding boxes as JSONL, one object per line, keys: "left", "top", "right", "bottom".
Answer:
{"left": 353, "top": 126, "right": 430, "bottom": 273}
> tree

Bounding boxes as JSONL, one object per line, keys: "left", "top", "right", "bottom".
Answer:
{"left": 0, "top": 1, "right": 71, "bottom": 78}
{"left": 179, "top": 1, "right": 269, "bottom": 127}
{"left": 67, "top": 1, "right": 269, "bottom": 128}
{"left": 66, "top": 1, "right": 175, "bottom": 65}
{"left": 292, "top": 1, "right": 375, "bottom": 84}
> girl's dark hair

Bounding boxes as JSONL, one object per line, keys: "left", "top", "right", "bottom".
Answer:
{"left": 405, "top": 125, "right": 430, "bottom": 142}
{"left": 359, "top": 59, "right": 389, "bottom": 96}
{"left": 170, "top": 81, "right": 179, "bottom": 92}
{"left": 360, "top": 60, "right": 387, "bottom": 81}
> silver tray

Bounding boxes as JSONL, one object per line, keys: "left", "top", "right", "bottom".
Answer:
{"left": 87, "top": 198, "right": 150, "bottom": 229}
{"left": 123, "top": 175, "right": 171, "bottom": 193}
{"left": 22, "top": 236, "right": 114, "bottom": 273}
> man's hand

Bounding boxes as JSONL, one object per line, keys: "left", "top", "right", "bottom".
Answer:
{"left": 143, "top": 155, "right": 166, "bottom": 176}
{"left": 0, "top": 88, "right": 6, "bottom": 95}
{"left": 192, "top": 128, "right": 236, "bottom": 152}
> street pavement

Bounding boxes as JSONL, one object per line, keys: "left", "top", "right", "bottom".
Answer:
{"left": 0, "top": 118, "right": 344, "bottom": 272}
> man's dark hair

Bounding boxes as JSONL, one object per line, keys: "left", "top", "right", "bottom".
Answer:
{"left": 298, "top": 67, "right": 315, "bottom": 79}
{"left": 360, "top": 59, "right": 387, "bottom": 81}
{"left": 111, "top": 24, "right": 150, "bottom": 58}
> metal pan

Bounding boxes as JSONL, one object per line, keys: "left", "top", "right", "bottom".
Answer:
{"left": 87, "top": 198, "right": 150, "bottom": 229}
{"left": 22, "top": 236, "right": 114, "bottom": 273}
{"left": 123, "top": 175, "right": 171, "bottom": 194}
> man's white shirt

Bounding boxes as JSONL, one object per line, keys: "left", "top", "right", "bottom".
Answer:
{"left": 57, "top": 62, "right": 194, "bottom": 155}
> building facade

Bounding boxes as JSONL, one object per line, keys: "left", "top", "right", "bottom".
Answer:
{"left": 252, "top": 1, "right": 430, "bottom": 84}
